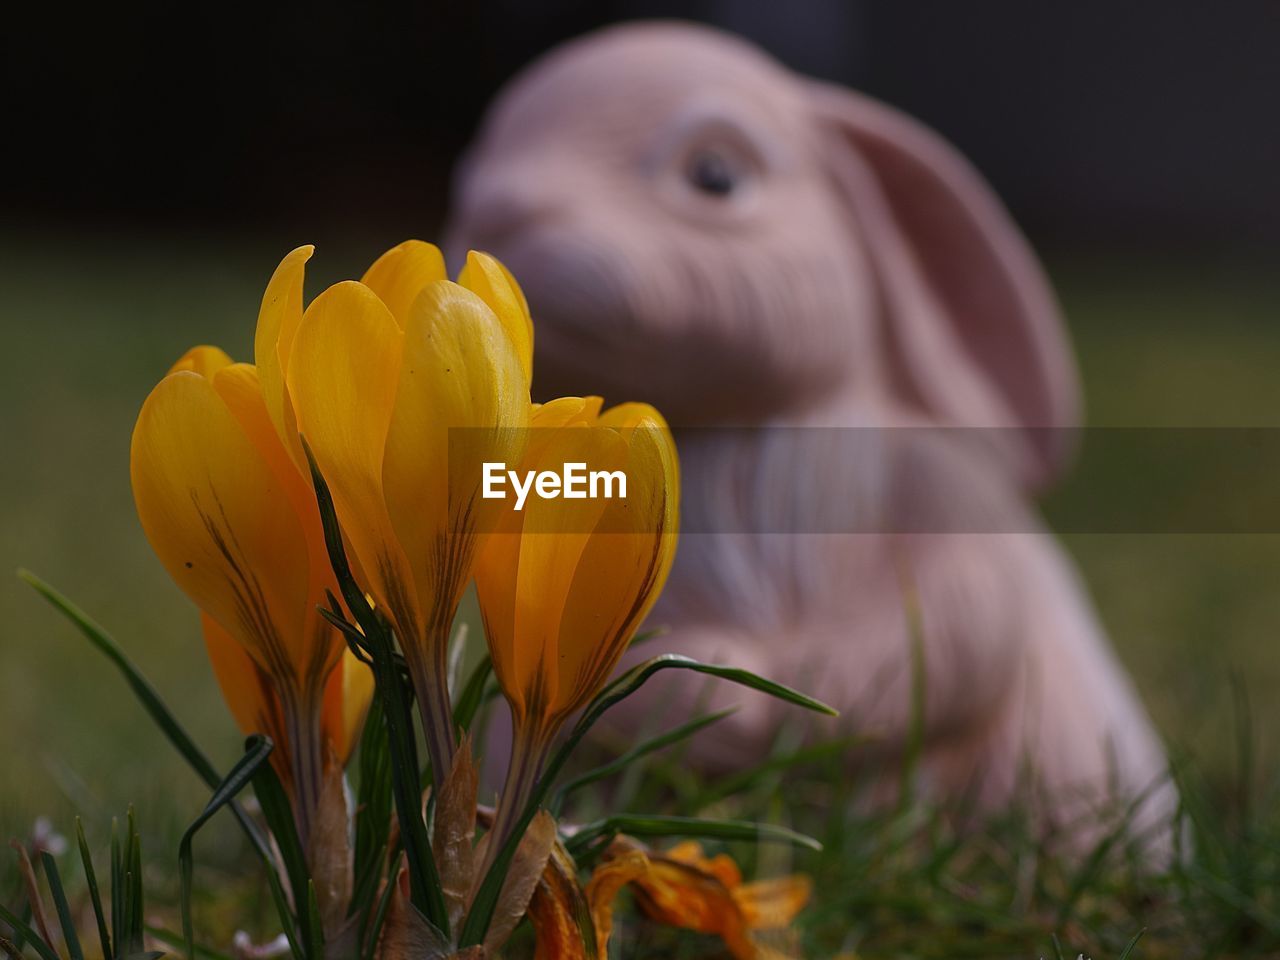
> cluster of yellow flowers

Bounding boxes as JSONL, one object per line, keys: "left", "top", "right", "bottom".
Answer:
{"left": 130, "top": 241, "right": 677, "bottom": 841}
{"left": 124, "top": 241, "right": 808, "bottom": 958}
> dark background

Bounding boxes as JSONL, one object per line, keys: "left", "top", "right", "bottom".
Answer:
{"left": 6, "top": 0, "right": 1280, "bottom": 253}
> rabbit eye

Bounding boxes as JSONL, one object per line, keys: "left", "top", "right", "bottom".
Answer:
{"left": 685, "top": 149, "right": 738, "bottom": 196}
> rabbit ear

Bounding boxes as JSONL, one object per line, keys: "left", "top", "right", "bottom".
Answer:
{"left": 808, "top": 81, "right": 1080, "bottom": 490}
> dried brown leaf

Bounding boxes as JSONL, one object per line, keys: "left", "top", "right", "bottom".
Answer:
{"left": 8, "top": 839, "right": 54, "bottom": 949}
{"left": 379, "top": 868, "right": 452, "bottom": 960}
{"left": 433, "top": 734, "right": 479, "bottom": 934}
{"left": 481, "top": 810, "right": 557, "bottom": 954}
{"left": 309, "top": 759, "right": 354, "bottom": 940}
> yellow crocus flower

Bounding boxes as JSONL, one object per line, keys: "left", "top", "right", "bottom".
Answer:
{"left": 475, "top": 397, "right": 679, "bottom": 848}
{"left": 284, "top": 240, "right": 532, "bottom": 777}
{"left": 130, "top": 342, "right": 372, "bottom": 843}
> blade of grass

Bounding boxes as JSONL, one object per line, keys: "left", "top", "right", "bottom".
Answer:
{"left": 594, "top": 655, "right": 837, "bottom": 720}
{"left": 1118, "top": 928, "right": 1146, "bottom": 959}
{"left": 551, "top": 709, "right": 738, "bottom": 815}
{"left": 75, "top": 819, "right": 112, "bottom": 960}
{"left": 350, "top": 696, "right": 393, "bottom": 923}
{"left": 252, "top": 757, "right": 311, "bottom": 950}
{"left": 127, "top": 809, "right": 144, "bottom": 955}
{"left": 563, "top": 814, "right": 822, "bottom": 859}
{"left": 20, "top": 570, "right": 272, "bottom": 861}
{"left": 264, "top": 859, "right": 305, "bottom": 960}
{"left": 39, "top": 852, "right": 84, "bottom": 960}
{"left": 181, "top": 735, "right": 276, "bottom": 960}
{"left": 145, "top": 925, "right": 234, "bottom": 960}
{"left": 304, "top": 881, "right": 324, "bottom": 960}
{"left": 111, "top": 817, "right": 122, "bottom": 952}
{"left": 362, "top": 851, "right": 403, "bottom": 960}
{"left": 694, "top": 734, "right": 870, "bottom": 809}
{"left": 627, "top": 628, "right": 664, "bottom": 649}
{"left": 0, "top": 904, "right": 58, "bottom": 960}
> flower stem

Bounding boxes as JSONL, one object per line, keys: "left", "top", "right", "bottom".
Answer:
{"left": 484, "top": 723, "right": 552, "bottom": 874}
{"left": 285, "top": 684, "right": 324, "bottom": 851}
{"left": 403, "top": 615, "right": 458, "bottom": 790}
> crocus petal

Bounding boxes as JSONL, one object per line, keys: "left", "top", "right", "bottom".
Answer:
{"left": 131, "top": 371, "right": 311, "bottom": 680}
{"left": 208, "top": 362, "right": 342, "bottom": 676}
{"left": 475, "top": 398, "right": 596, "bottom": 724}
{"left": 169, "top": 345, "right": 233, "bottom": 378}
{"left": 733, "top": 876, "right": 813, "bottom": 930}
{"left": 210, "top": 363, "right": 327, "bottom": 568}
{"left": 254, "top": 244, "right": 313, "bottom": 467}
{"left": 458, "top": 251, "right": 534, "bottom": 385}
{"left": 556, "top": 407, "right": 679, "bottom": 713}
{"left": 381, "top": 280, "right": 528, "bottom": 632}
{"left": 474, "top": 545, "right": 523, "bottom": 726}
{"left": 476, "top": 398, "right": 679, "bottom": 731}
{"left": 321, "top": 646, "right": 374, "bottom": 765}
{"left": 511, "top": 427, "right": 624, "bottom": 717}
{"left": 361, "top": 240, "right": 447, "bottom": 329}
{"left": 476, "top": 423, "right": 622, "bottom": 724}
{"left": 202, "top": 611, "right": 280, "bottom": 741}
{"left": 203, "top": 611, "right": 299, "bottom": 786}
{"left": 287, "top": 280, "right": 419, "bottom": 635}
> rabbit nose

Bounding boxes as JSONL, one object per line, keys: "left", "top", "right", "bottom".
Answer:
{"left": 448, "top": 163, "right": 548, "bottom": 254}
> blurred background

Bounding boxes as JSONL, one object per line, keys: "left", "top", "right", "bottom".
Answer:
{"left": 2, "top": 0, "right": 1279, "bottom": 854}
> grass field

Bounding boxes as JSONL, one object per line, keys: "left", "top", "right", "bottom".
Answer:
{"left": 2, "top": 231, "right": 1280, "bottom": 957}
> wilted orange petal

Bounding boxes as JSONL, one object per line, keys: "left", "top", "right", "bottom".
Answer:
{"left": 733, "top": 875, "right": 813, "bottom": 930}
{"left": 631, "top": 858, "right": 758, "bottom": 960}
{"left": 584, "top": 847, "right": 650, "bottom": 956}
{"left": 528, "top": 842, "right": 590, "bottom": 960}
{"left": 665, "top": 841, "right": 743, "bottom": 889}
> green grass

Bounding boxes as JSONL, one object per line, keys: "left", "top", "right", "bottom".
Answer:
{"left": 3, "top": 233, "right": 1280, "bottom": 957}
